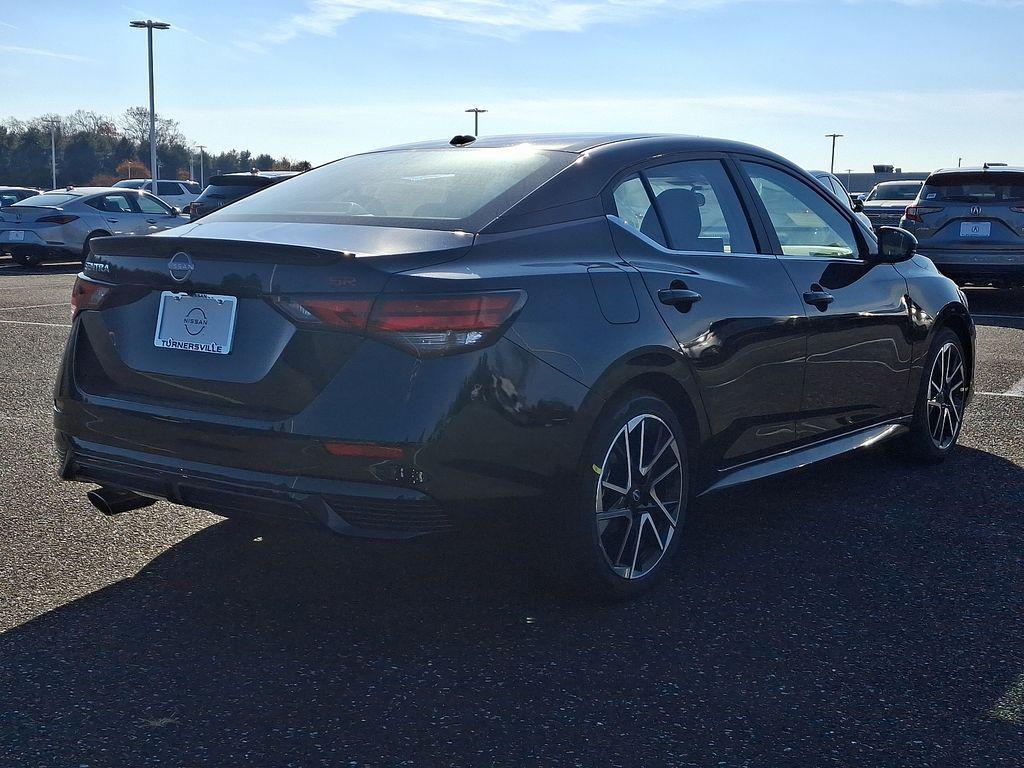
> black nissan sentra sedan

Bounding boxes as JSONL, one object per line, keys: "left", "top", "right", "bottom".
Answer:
{"left": 56, "top": 134, "right": 973, "bottom": 600}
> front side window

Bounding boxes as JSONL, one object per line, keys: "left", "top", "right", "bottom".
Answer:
{"left": 742, "top": 162, "right": 860, "bottom": 259}
{"left": 136, "top": 193, "right": 172, "bottom": 214}
{"left": 645, "top": 160, "right": 755, "bottom": 254}
{"left": 612, "top": 175, "right": 665, "bottom": 246}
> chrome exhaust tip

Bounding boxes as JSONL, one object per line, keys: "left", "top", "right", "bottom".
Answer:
{"left": 86, "top": 486, "right": 157, "bottom": 516}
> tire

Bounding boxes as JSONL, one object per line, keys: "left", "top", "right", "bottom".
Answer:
{"left": 81, "top": 233, "right": 103, "bottom": 264}
{"left": 902, "top": 328, "right": 968, "bottom": 463}
{"left": 560, "top": 391, "right": 691, "bottom": 601}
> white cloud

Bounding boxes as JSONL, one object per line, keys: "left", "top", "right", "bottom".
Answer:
{"left": 245, "top": 0, "right": 1024, "bottom": 47}
{"left": 0, "top": 45, "right": 90, "bottom": 62}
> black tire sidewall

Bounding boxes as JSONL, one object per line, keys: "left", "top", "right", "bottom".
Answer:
{"left": 564, "top": 391, "right": 690, "bottom": 600}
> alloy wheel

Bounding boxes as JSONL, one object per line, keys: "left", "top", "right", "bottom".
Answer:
{"left": 927, "top": 341, "right": 967, "bottom": 450}
{"left": 595, "top": 414, "right": 684, "bottom": 580}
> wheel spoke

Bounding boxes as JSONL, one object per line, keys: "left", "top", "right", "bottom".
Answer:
{"left": 628, "top": 515, "right": 644, "bottom": 577}
{"left": 640, "top": 434, "right": 673, "bottom": 477}
{"left": 597, "top": 507, "right": 631, "bottom": 523}
{"left": 650, "top": 461, "right": 680, "bottom": 489}
{"left": 651, "top": 488, "right": 679, "bottom": 528}
{"left": 612, "top": 515, "right": 633, "bottom": 568}
{"left": 645, "top": 514, "right": 666, "bottom": 552}
{"left": 602, "top": 480, "right": 628, "bottom": 495}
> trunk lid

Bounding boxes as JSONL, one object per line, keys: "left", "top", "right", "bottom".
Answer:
{"left": 77, "top": 224, "right": 474, "bottom": 417}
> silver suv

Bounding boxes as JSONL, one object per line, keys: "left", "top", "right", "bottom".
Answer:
{"left": 900, "top": 165, "right": 1024, "bottom": 288}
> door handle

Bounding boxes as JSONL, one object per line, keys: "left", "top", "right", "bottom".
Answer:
{"left": 658, "top": 288, "right": 702, "bottom": 310}
{"left": 106, "top": 218, "right": 119, "bottom": 223}
{"left": 146, "top": 218, "right": 158, "bottom": 224}
{"left": 803, "top": 288, "right": 835, "bottom": 310}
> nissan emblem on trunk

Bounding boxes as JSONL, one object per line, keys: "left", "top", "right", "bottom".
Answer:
{"left": 168, "top": 252, "right": 194, "bottom": 282}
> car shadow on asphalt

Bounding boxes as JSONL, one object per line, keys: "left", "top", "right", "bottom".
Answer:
{"left": 0, "top": 260, "right": 81, "bottom": 277}
{"left": 2, "top": 445, "right": 1023, "bottom": 764}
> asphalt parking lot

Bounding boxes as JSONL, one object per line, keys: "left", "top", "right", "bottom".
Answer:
{"left": 1, "top": 257, "right": 1023, "bottom": 767}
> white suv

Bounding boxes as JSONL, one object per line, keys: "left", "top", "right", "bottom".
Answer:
{"left": 113, "top": 179, "right": 201, "bottom": 210}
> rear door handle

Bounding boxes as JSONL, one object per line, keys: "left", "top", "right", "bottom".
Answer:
{"left": 106, "top": 218, "right": 119, "bottom": 223}
{"left": 658, "top": 288, "right": 702, "bottom": 309}
{"left": 803, "top": 289, "right": 835, "bottom": 310}
{"left": 146, "top": 218, "right": 158, "bottom": 224}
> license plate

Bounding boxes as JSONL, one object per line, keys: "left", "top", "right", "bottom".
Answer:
{"left": 961, "top": 221, "right": 991, "bottom": 238}
{"left": 9, "top": 231, "right": 24, "bottom": 241}
{"left": 154, "top": 291, "right": 237, "bottom": 355}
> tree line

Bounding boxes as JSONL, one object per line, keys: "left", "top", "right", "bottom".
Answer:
{"left": 0, "top": 108, "right": 313, "bottom": 189}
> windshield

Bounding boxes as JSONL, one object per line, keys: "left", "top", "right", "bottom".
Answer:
{"left": 206, "top": 147, "right": 576, "bottom": 230}
{"left": 11, "top": 193, "right": 79, "bottom": 207}
{"left": 866, "top": 183, "right": 922, "bottom": 202}
{"left": 921, "top": 172, "right": 1024, "bottom": 203}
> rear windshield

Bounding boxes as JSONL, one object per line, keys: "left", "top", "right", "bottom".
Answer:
{"left": 11, "top": 193, "right": 79, "bottom": 206}
{"left": 866, "top": 183, "right": 922, "bottom": 202}
{"left": 921, "top": 172, "right": 1024, "bottom": 203}
{"left": 197, "top": 184, "right": 259, "bottom": 203}
{"left": 114, "top": 180, "right": 147, "bottom": 189}
{"left": 205, "top": 147, "right": 576, "bottom": 230}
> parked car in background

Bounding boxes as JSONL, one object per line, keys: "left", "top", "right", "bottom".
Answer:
{"left": 0, "top": 187, "right": 188, "bottom": 266}
{"left": 900, "top": 165, "right": 1024, "bottom": 288}
{"left": 0, "top": 186, "right": 41, "bottom": 207}
{"left": 113, "top": 179, "right": 201, "bottom": 209}
{"left": 185, "top": 171, "right": 299, "bottom": 220}
{"left": 861, "top": 180, "right": 924, "bottom": 231}
{"left": 809, "top": 170, "right": 873, "bottom": 230}
{"left": 58, "top": 134, "right": 973, "bottom": 600}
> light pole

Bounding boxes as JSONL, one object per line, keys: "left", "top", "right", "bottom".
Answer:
{"left": 465, "top": 107, "right": 487, "bottom": 137}
{"left": 127, "top": 160, "right": 133, "bottom": 179}
{"left": 197, "top": 144, "right": 206, "bottom": 187}
{"left": 130, "top": 19, "right": 170, "bottom": 187}
{"left": 43, "top": 119, "right": 59, "bottom": 189}
{"left": 826, "top": 133, "right": 844, "bottom": 174}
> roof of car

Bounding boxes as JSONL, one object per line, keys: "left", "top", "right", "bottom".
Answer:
{"left": 930, "top": 165, "right": 1024, "bottom": 175}
{"left": 0, "top": 186, "right": 38, "bottom": 192}
{"left": 873, "top": 180, "right": 924, "bottom": 186}
{"left": 43, "top": 187, "right": 139, "bottom": 196}
{"left": 219, "top": 171, "right": 300, "bottom": 178}
{"left": 379, "top": 132, "right": 775, "bottom": 157}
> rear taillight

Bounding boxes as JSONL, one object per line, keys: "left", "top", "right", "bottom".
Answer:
{"left": 71, "top": 277, "right": 111, "bottom": 318}
{"left": 38, "top": 215, "right": 79, "bottom": 225}
{"left": 367, "top": 291, "right": 526, "bottom": 355}
{"left": 269, "top": 290, "right": 526, "bottom": 356}
{"left": 904, "top": 206, "right": 941, "bottom": 223}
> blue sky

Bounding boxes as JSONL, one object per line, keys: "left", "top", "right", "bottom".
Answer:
{"left": 2, "top": 0, "right": 1022, "bottom": 171}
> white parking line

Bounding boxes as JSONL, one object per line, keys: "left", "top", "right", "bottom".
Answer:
{"left": 0, "top": 303, "right": 67, "bottom": 311}
{"left": 0, "top": 319, "right": 71, "bottom": 329}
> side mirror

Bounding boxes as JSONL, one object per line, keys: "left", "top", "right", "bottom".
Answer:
{"left": 171, "top": 207, "right": 181, "bottom": 217}
{"left": 852, "top": 198, "right": 864, "bottom": 213}
{"left": 874, "top": 226, "right": 917, "bottom": 263}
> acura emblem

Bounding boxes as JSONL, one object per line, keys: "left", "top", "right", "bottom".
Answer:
{"left": 168, "top": 252, "right": 194, "bottom": 282}
{"left": 970, "top": 205, "right": 983, "bottom": 216}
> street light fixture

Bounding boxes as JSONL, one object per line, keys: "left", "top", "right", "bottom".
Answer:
{"left": 826, "top": 133, "right": 844, "bottom": 174}
{"left": 130, "top": 19, "right": 171, "bottom": 188}
{"left": 465, "top": 107, "right": 488, "bottom": 137}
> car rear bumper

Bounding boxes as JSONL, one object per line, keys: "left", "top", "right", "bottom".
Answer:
{"left": 918, "top": 248, "right": 1024, "bottom": 284}
{"left": 57, "top": 434, "right": 457, "bottom": 538}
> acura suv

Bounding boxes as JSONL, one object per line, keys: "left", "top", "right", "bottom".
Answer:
{"left": 56, "top": 134, "right": 973, "bottom": 599}
{"left": 900, "top": 165, "right": 1024, "bottom": 288}
{"left": 186, "top": 171, "right": 299, "bottom": 220}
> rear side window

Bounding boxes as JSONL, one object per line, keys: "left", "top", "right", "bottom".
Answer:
{"left": 0, "top": 193, "right": 20, "bottom": 206}
{"left": 208, "top": 147, "right": 576, "bottom": 230}
{"left": 921, "top": 172, "right": 1024, "bottom": 203}
{"left": 612, "top": 175, "right": 665, "bottom": 246}
{"left": 742, "top": 162, "right": 860, "bottom": 260}
{"left": 86, "top": 194, "right": 136, "bottom": 213}
{"left": 157, "top": 182, "right": 183, "bottom": 196}
{"left": 645, "top": 160, "right": 756, "bottom": 254}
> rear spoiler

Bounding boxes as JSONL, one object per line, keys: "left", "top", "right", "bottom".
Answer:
{"left": 1, "top": 205, "right": 62, "bottom": 212}
{"left": 89, "top": 235, "right": 352, "bottom": 266}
